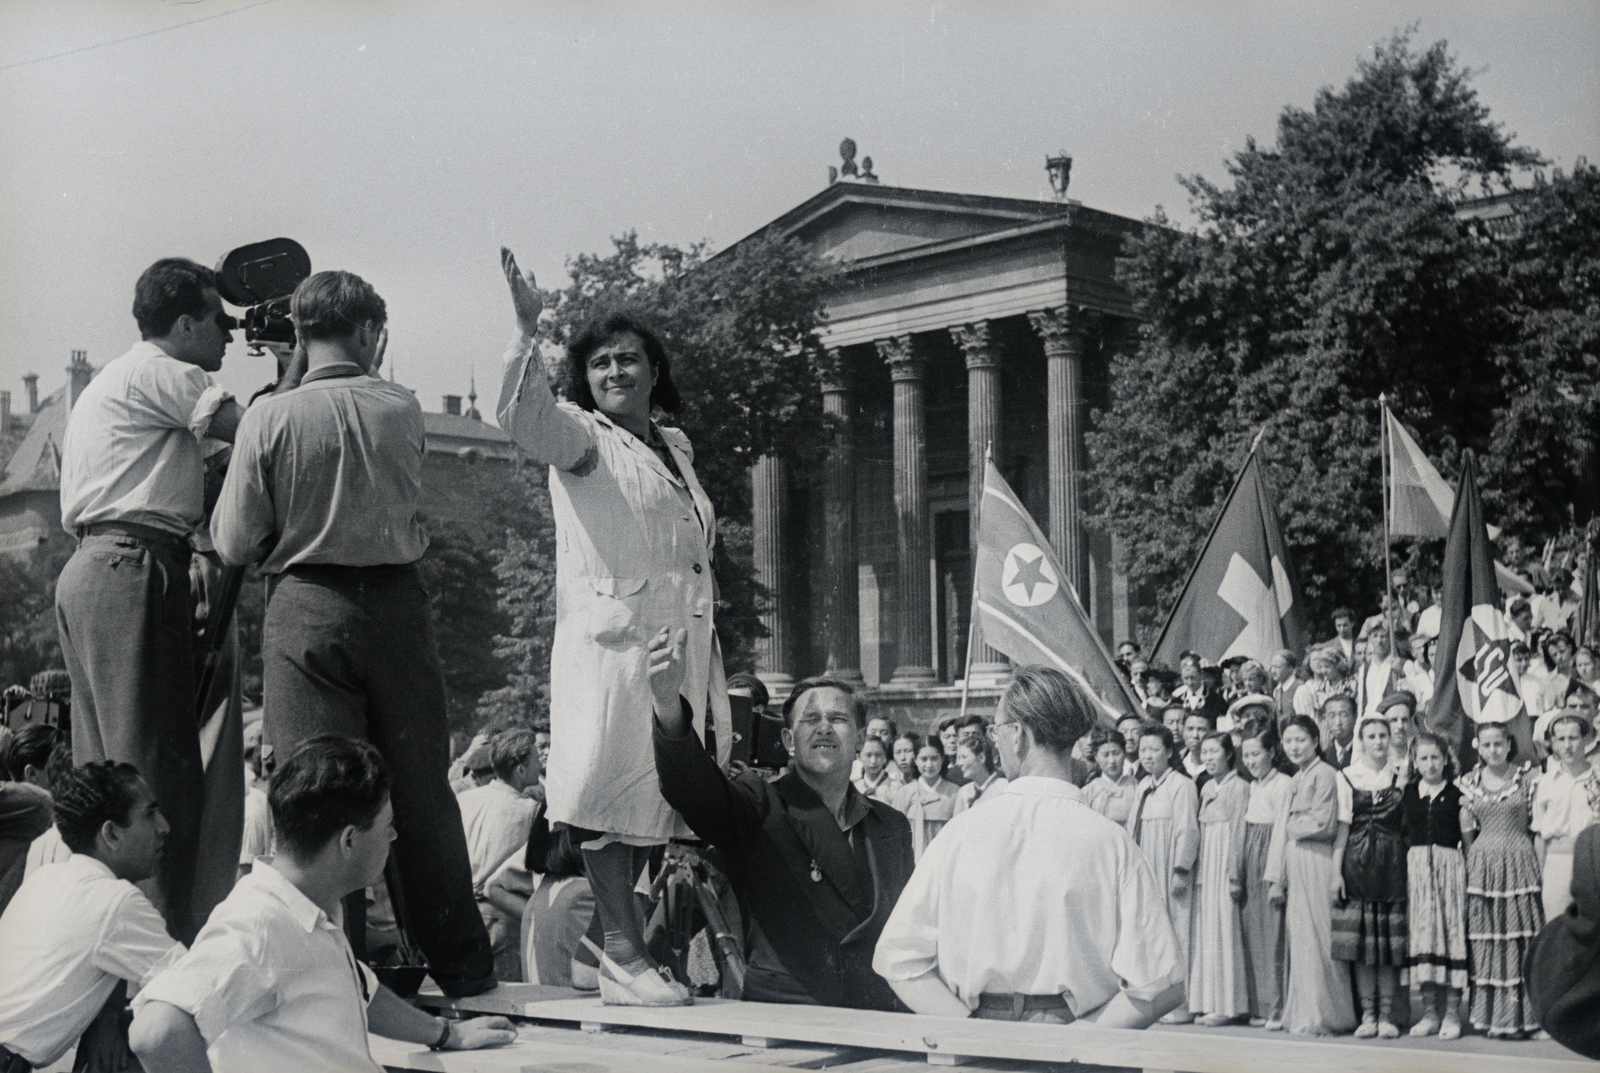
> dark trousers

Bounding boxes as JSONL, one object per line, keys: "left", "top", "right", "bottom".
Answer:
{"left": 262, "top": 564, "right": 493, "bottom": 991}
{"left": 56, "top": 531, "right": 204, "bottom": 943}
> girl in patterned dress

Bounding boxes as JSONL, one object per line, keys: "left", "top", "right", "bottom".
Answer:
{"left": 1402, "top": 731, "right": 1467, "bottom": 1040}
{"left": 1332, "top": 715, "right": 1408, "bottom": 1039}
{"left": 1236, "top": 725, "right": 1290, "bottom": 1027}
{"left": 1191, "top": 733, "right": 1251, "bottom": 1025}
{"left": 1126, "top": 722, "right": 1201, "bottom": 1024}
{"left": 1459, "top": 720, "right": 1545, "bottom": 1038}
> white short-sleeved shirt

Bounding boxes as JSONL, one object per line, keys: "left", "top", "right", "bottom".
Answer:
{"left": 1532, "top": 766, "right": 1599, "bottom": 847}
{"left": 60, "top": 342, "right": 233, "bottom": 536}
{"left": 457, "top": 780, "right": 538, "bottom": 894}
{"left": 0, "top": 854, "right": 182, "bottom": 1067}
{"left": 24, "top": 824, "right": 69, "bottom": 877}
{"left": 133, "top": 859, "right": 380, "bottom": 1073}
{"left": 873, "top": 776, "right": 1185, "bottom": 1016}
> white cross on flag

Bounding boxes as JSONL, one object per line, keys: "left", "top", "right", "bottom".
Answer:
{"left": 1152, "top": 446, "right": 1309, "bottom": 667}
{"left": 1426, "top": 452, "right": 1534, "bottom": 761}
{"left": 972, "top": 460, "right": 1143, "bottom": 725}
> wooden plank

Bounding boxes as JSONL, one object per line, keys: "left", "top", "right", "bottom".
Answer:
{"left": 371, "top": 1032, "right": 832, "bottom": 1073}
{"left": 410, "top": 991, "right": 1600, "bottom": 1073}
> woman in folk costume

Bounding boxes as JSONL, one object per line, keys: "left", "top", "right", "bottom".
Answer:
{"left": 952, "top": 733, "right": 1007, "bottom": 814}
{"left": 1460, "top": 720, "right": 1546, "bottom": 1037}
{"left": 1264, "top": 714, "right": 1357, "bottom": 1036}
{"left": 1125, "top": 722, "right": 1200, "bottom": 1024}
{"left": 1084, "top": 726, "right": 1140, "bottom": 824}
{"left": 852, "top": 736, "right": 899, "bottom": 806}
{"left": 896, "top": 740, "right": 959, "bottom": 860}
{"left": 1234, "top": 724, "right": 1290, "bottom": 1027}
{"left": 497, "top": 250, "right": 730, "bottom": 1007}
{"left": 1190, "top": 732, "right": 1250, "bottom": 1026}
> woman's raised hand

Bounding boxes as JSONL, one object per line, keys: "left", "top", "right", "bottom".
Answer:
{"left": 501, "top": 246, "right": 544, "bottom": 337}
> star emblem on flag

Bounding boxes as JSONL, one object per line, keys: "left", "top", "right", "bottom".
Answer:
{"left": 1454, "top": 607, "right": 1523, "bottom": 724}
{"left": 1002, "top": 543, "right": 1058, "bottom": 607}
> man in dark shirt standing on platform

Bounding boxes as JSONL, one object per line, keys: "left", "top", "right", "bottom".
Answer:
{"left": 647, "top": 627, "right": 915, "bottom": 1010}
{"left": 210, "top": 270, "right": 494, "bottom": 997}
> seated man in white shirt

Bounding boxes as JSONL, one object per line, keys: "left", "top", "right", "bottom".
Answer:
{"left": 873, "top": 665, "right": 1186, "bottom": 1028}
{"left": 0, "top": 760, "right": 183, "bottom": 1073}
{"left": 129, "top": 735, "right": 516, "bottom": 1073}
{"left": 458, "top": 727, "right": 542, "bottom": 979}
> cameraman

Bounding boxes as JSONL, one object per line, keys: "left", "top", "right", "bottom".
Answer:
{"left": 56, "top": 257, "right": 245, "bottom": 944}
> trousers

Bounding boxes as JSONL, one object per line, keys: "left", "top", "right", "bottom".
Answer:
{"left": 56, "top": 529, "right": 206, "bottom": 942}
{"left": 262, "top": 564, "right": 493, "bottom": 991}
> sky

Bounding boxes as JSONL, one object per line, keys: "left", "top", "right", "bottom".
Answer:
{"left": 0, "top": 0, "right": 1595, "bottom": 416}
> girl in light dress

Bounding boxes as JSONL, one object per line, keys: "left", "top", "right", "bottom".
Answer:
{"left": 890, "top": 732, "right": 922, "bottom": 785}
{"left": 896, "top": 740, "right": 959, "bottom": 861}
{"left": 1332, "top": 715, "right": 1408, "bottom": 1040}
{"left": 1265, "top": 714, "right": 1357, "bottom": 1036}
{"left": 852, "top": 736, "right": 899, "bottom": 806}
{"left": 1402, "top": 731, "right": 1467, "bottom": 1040}
{"left": 1235, "top": 725, "right": 1290, "bottom": 1028}
{"left": 1084, "top": 726, "right": 1140, "bottom": 824}
{"left": 1191, "top": 732, "right": 1251, "bottom": 1026}
{"left": 1459, "top": 720, "right": 1545, "bottom": 1038}
{"left": 952, "top": 734, "right": 1008, "bottom": 814}
{"left": 1126, "top": 722, "right": 1201, "bottom": 1025}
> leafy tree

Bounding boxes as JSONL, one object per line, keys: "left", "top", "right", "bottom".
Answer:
{"left": 533, "top": 228, "right": 841, "bottom": 671}
{"left": 474, "top": 467, "right": 557, "bottom": 727}
{"left": 1090, "top": 32, "right": 1546, "bottom": 643}
{"left": 0, "top": 542, "right": 70, "bottom": 689}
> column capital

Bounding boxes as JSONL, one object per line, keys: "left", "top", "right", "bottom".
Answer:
{"left": 1027, "top": 306, "right": 1099, "bottom": 356}
{"left": 875, "top": 334, "right": 925, "bottom": 381}
{"left": 949, "top": 321, "right": 998, "bottom": 370}
{"left": 820, "top": 347, "right": 851, "bottom": 395}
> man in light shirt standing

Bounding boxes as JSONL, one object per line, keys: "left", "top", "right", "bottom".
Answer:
{"left": 56, "top": 257, "right": 246, "bottom": 943}
{"left": 873, "top": 665, "right": 1185, "bottom": 1028}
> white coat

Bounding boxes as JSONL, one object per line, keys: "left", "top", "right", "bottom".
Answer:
{"left": 497, "top": 335, "right": 731, "bottom": 841}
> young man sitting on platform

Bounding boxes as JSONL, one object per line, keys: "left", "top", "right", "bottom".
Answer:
{"left": 129, "top": 736, "right": 516, "bottom": 1073}
{"left": 648, "top": 628, "right": 916, "bottom": 1011}
{"left": 873, "top": 665, "right": 1186, "bottom": 1029}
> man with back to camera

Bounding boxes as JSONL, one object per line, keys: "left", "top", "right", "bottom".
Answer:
{"left": 872, "top": 665, "right": 1185, "bottom": 1028}
{"left": 56, "top": 257, "right": 248, "bottom": 943}
{"left": 647, "top": 627, "right": 916, "bottom": 1010}
{"left": 208, "top": 270, "right": 494, "bottom": 996}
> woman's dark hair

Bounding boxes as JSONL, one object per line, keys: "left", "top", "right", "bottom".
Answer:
{"left": 1087, "top": 726, "right": 1123, "bottom": 758}
{"left": 1198, "top": 730, "right": 1237, "bottom": 770}
{"left": 892, "top": 731, "right": 923, "bottom": 754}
{"left": 955, "top": 731, "right": 997, "bottom": 775}
{"left": 53, "top": 761, "right": 144, "bottom": 854}
{"left": 1137, "top": 721, "right": 1184, "bottom": 773}
{"left": 1237, "top": 719, "right": 1287, "bottom": 772}
{"left": 269, "top": 735, "right": 391, "bottom": 859}
{"left": 1474, "top": 719, "right": 1520, "bottom": 762}
{"left": 915, "top": 739, "right": 948, "bottom": 775}
{"left": 133, "top": 258, "right": 216, "bottom": 339}
{"left": 561, "top": 310, "right": 682, "bottom": 414}
{"left": 1279, "top": 713, "right": 1326, "bottom": 761}
{"left": 1409, "top": 730, "right": 1459, "bottom": 783}
{"left": 1, "top": 724, "right": 59, "bottom": 782}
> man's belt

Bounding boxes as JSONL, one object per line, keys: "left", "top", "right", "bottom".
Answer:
{"left": 75, "top": 521, "right": 191, "bottom": 553}
{"left": 0, "top": 1042, "right": 34, "bottom": 1073}
{"left": 976, "top": 992, "right": 1075, "bottom": 1020}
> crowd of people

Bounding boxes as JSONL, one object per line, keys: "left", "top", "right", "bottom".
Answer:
{"left": 0, "top": 248, "right": 1597, "bottom": 1071}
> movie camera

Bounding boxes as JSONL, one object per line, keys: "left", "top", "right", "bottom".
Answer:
{"left": 213, "top": 238, "right": 312, "bottom": 351}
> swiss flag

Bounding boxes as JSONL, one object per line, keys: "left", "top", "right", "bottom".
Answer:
{"left": 1426, "top": 452, "right": 1534, "bottom": 762}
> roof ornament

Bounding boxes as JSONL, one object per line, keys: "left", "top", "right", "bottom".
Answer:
{"left": 1046, "top": 152, "right": 1073, "bottom": 200}
{"left": 830, "top": 138, "right": 880, "bottom": 185}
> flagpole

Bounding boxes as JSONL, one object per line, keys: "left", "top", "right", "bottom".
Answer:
{"left": 1150, "top": 426, "right": 1267, "bottom": 660}
{"left": 959, "top": 445, "right": 989, "bottom": 722}
{"left": 1380, "top": 396, "right": 1396, "bottom": 634}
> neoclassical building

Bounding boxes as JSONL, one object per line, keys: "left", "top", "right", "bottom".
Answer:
{"left": 730, "top": 152, "right": 1148, "bottom": 723}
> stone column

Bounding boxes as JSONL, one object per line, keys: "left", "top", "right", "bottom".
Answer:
{"left": 1028, "top": 306, "right": 1094, "bottom": 604}
{"left": 750, "top": 455, "right": 794, "bottom": 696}
{"left": 820, "top": 360, "right": 863, "bottom": 684}
{"left": 950, "top": 321, "right": 1009, "bottom": 684}
{"left": 877, "top": 334, "right": 937, "bottom": 686}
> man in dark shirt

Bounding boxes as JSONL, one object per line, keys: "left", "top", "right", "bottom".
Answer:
{"left": 647, "top": 628, "right": 914, "bottom": 1010}
{"left": 209, "top": 270, "right": 493, "bottom": 997}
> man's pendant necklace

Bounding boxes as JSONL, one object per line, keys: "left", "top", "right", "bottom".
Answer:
{"left": 810, "top": 859, "right": 822, "bottom": 883}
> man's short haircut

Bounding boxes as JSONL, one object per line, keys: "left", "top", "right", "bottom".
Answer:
{"left": 490, "top": 727, "right": 539, "bottom": 781}
{"left": 1333, "top": 607, "right": 1355, "bottom": 624}
{"left": 998, "top": 665, "right": 1096, "bottom": 754}
{"left": 1510, "top": 598, "right": 1532, "bottom": 617}
{"left": 780, "top": 676, "right": 866, "bottom": 730}
{"left": 1183, "top": 710, "right": 1216, "bottom": 728}
{"left": 133, "top": 258, "right": 217, "bottom": 339}
{"left": 1274, "top": 649, "right": 1300, "bottom": 668}
{"left": 1320, "top": 692, "right": 1358, "bottom": 720}
{"left": 269, "top": 735, "right": 391, "bottom": 859}
{"left": 1511, "top": 641, "right": 1531, "bottom": 657}
{"left": 2, "top": 724, "right": 59, "bottom": 781}
{"left": 52, "top": 761, "right": 144, "bottom": 854}
{"left": 1550, "top": 712, "right": 1596, "bottom": 740}
{"left": 290, "top": 270, "right": 388, "bottom": 343}
{"left": 725, "top": 671, "right": 770, "bottom": 710}
{"left": 561, "top": 309, "right": 682, "bottom": 414}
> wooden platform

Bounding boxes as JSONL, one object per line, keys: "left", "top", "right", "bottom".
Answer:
{"left": 383, "top": 982, "right": 1600, "bottom": 1073}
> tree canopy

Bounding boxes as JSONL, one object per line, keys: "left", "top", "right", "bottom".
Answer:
{"left": 1088, "top": 32, "right": 1596, "bottom": 642}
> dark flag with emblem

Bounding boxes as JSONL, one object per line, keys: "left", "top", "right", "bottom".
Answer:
{"left": 972, "top": 459, "right": 1142, "bottom": 724}
{"left": 1152, "top": 442, "right": 1309, "bottom": 668}
{"left": 1426, "top": 452, "right": 1534, "bottom": 762}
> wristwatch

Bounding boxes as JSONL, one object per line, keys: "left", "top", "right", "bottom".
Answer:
{"left": 429, "top": 1018, "right": 452, "bottom": 1051}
